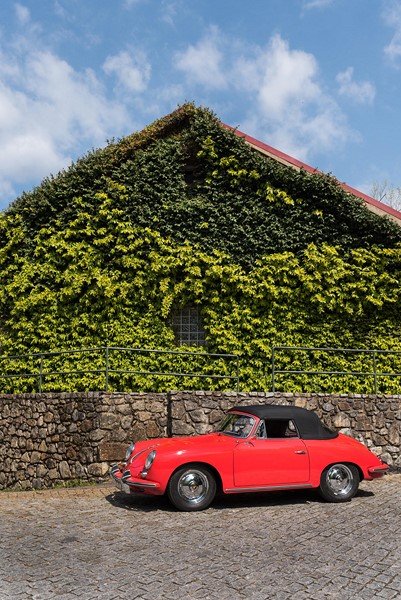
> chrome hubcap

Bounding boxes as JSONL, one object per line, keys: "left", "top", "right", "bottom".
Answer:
{"left": 178, "top": 470, "right": 209, "bottom": 504}
{"left": 326, "top": 464, "right": 354, "bottom": 496}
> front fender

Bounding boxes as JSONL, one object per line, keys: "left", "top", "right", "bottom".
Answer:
{"left": 145, "top": 445, "right": 235, "bottom": 493}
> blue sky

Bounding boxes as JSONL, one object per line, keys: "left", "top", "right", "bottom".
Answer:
{"left": 1, "top": 0, "right": 401, "bottom": 211}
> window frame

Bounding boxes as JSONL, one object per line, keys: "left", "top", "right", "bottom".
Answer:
{"left": 170, "top": 305, "right": 206, "bottom": 347}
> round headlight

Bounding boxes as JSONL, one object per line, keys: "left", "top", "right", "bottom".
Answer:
{"left": 144, "top": 450, "right": 156, "bottom": 471}
{"left": 125, "top": 443, "right": 135, "bottom": 461}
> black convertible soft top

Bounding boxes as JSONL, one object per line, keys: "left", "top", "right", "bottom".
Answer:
{"left": 231, "top": 404, "right": 338, "bottom": 440}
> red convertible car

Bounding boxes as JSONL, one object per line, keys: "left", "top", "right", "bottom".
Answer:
{"left": 110, "top": 405, "right": 389, "bottom": 511}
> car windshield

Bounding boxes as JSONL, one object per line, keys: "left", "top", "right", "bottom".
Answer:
{"left": 217, "top": 413, "right": 256, "bottom": 438}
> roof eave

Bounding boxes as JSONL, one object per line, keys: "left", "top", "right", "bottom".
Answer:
{"left": 222, "top": 123, "right": 401, "bottom": 227}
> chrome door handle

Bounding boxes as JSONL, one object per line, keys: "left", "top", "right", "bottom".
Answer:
{"left": 294, "top": 450, "right": 306, "bottom": 455}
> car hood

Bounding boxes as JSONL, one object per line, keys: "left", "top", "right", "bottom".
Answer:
{"left": 129, "top": 432, "right": 234, "bottom": 454}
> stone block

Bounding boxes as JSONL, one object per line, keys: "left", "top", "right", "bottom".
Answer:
{"left": 66, "top": 447, "right": 78, "bottom": 460}
{"left": 355, "top": 416, "right": 373, "bottom": 431}
{"left": 131, "top": 424, "right": 146, "bottom": 440}
{"left": 201, "top": 398, "right": 219, "bottom": 409}
{"left": 388, "top": 424, "right": 400, "bottom": 445}
{"left": 80, "top": 419, "right": 93, "bottom": 433}
{"left": 99, "top": 441, "right": 128, "bottom": 461}
{"left": 99, "top": 413, "right": 119, "bottom": 429}
{"left": 380, "top": 452, "right": 393, "bottom": 466}
{"left": 59, "top": 461, "right": 72, "bottom": 478}
{"left": 73, "top": 462, "right": 86, "bottom": 478}
{"left": 110, "top": 428, "right": 128, "bottom": 442}
{"left": 146, "top": 422, "right": 161, "bottom": 438}
{"left": 209, "top": 409, "right": 224, "bottom": 424}
{"left": 194, "top": 423, "right": 213, "bottom": 435}
{"left": 44, "top": 411, "right": 54, "bottom": 424}
{"left": 121, "top": 415, "right": 133, "bottom": 430}
{"left": 116, "top": 404, "right": 133, "bottom": 416}
{"left": 184, "top": 400, "right": 199, "bottom": 411}
{"left": 172, "top": 421, "right": 194, "bottom": 436}
{"left": 36, "top": 464, "right": 47, "bottom": 478}
{"left": 88, "top": 462, "right": 109, "bottom": 477}
{"left": 189, "top": 409, "right": 207, "bottom": 423}
{"left": 333, "top": 414, "right": 351, "bottom": 428}
{"left": 30, "top": 451, "right": 42, "bottom": 464}
{"left": 171, "top": 403, "right": 185, "bottom": 420}
{"left": 48, "top": 468, "right": 59, "bottom": 480}
{"left": 89, "top": 429, "right": 105, "bottom": 442}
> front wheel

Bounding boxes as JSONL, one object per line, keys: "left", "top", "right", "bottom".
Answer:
{"left": 318, "top": 463, "right": 360, "bottom": 502}
{"left": 167, "top": 464, "right": 216, "bottom": 511}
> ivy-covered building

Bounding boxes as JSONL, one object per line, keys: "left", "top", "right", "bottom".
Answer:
{"left": 1, "top": 103, "right": 401, "bottom": 393}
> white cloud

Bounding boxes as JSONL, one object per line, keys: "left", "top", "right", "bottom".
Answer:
{"left": 15, "top": 3, "right": 30, "bottom": 25}
{"left": 123, "top": 0, "right": 146, "bottom": 8}
{"left": 161, "top": 0, "right": 184, "bottom": 25}
{"left": 336, "top": 67, "right": 375, "bottom": 104}
{"left": 173, "top": 30, "right": 354, "bottom": 162}
{"left": 302, "top": 0, "right": 335, "bottom": 9}
{"left": 383, "top": 0, "right": 401, "bottom": 63}
{"left": 174, "top": 27, "right": 227, "bottom": 89}
{"left": 0, "top": 41, "right": 133, "bottom": 205}
{"left": 237, "top": 35, "right": 320, "bottom": 122}
{"left": 233, "top": 34, "right": 352, "bottom": 161}
{"left": 24, "top": 51, "right": 129, "bottom": 144}
{"left": 103, "top": 49, "right": 151, "bottom": 93}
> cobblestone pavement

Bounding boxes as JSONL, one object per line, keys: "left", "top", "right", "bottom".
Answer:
{"left": 0, "top": 475, "right": 400, "bottom": 600}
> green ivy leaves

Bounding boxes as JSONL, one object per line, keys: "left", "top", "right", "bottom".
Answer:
{"left": 1, "top": 185, "right": 401, "bottom": 393}
{"left": 2, "top": 104, "right": 401, "bottom": 393}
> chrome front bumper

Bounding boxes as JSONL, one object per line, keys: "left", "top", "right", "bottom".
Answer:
{"left": 110, "top": 465, "right": 159, "bottom": 493}
{"left": 110, "top": 465, "right": 130, "bottom": 493}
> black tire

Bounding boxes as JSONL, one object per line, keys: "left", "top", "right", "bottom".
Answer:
{"left": 318, "top": 463, "right": 360, "bottom": 502}
{"left": 167, "top": 464, "right": 217, "bottom": 511}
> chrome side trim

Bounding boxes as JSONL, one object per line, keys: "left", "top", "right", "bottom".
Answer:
{"left": 225, "top": 483, "right": 313, "bottom": 493}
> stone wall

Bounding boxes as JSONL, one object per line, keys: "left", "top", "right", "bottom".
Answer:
{"left": 0, "top": 392, "right": 167, "bottom": 490}
{"left": 0, "top": 390, "right": 400, "bottom": 490}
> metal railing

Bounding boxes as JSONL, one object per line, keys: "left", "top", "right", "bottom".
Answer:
{"left": 272, "top": 345, "right": 401, "bottom": 394}
{"left": 0, "top": 346, "right": 239, "bottom": 393}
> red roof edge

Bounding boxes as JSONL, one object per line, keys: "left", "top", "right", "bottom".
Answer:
{"left": 221, "top": 122, "right": 401, "bottom": 223}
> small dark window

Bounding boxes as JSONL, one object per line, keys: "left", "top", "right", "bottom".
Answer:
{"left": 183, "top": 165, "right": 196, "bottom": 185}
{"left": 264, "top": 419, "right": 298, "bottom": 438}
{"left": 182, "top": 158, "right": 203, "bottom": 187}
{"left": 171, "top": 305, "right": 206, "bottom": 346}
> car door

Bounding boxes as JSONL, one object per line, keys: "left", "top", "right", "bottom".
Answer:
{"left": 233, "top": 418, "right": 310, "bottom": 487}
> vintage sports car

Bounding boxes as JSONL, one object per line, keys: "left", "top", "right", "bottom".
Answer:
{"left": 110, "top": 405, "right": 389, "bottom": 511}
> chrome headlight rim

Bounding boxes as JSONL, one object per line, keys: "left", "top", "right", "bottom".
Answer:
{"left": 125, "top": 443, "right": 135, "bottom": 461}
{"left": 144, "top": 450, "right": 156, "bottom": 472}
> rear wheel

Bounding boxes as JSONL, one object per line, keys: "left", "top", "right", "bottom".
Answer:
{"left": 167, "top": 464, "right": 216, "bottom": 511}
{"left": 319, "top": 463, "right": 359, "bottom": 502}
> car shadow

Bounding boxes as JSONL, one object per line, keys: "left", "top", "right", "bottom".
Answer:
{"left": 105, "top": 485, "right": 374, "bottom": 513}
{"left": 106, "top": 491, "right": 172, "bottom": 512}
{"left": 355, "top": 488, "right": 374, "bottom": 498}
